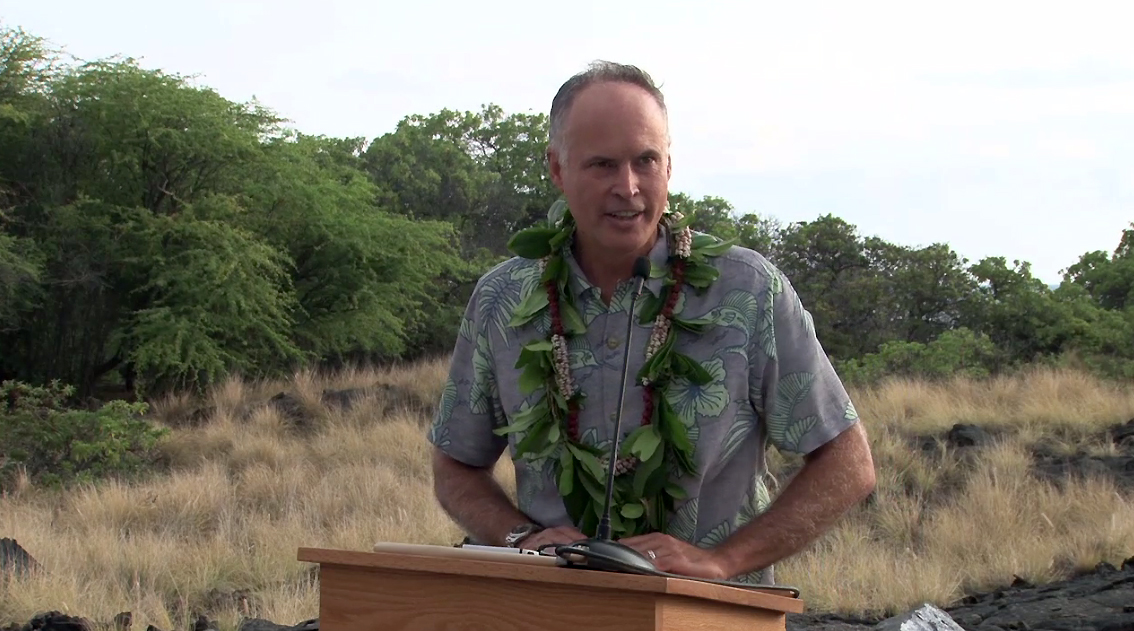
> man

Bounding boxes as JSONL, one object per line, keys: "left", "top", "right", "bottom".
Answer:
{"left": 427, "top": 60, "right": 875, "bottom": 584}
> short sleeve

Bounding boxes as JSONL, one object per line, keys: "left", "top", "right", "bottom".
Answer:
{"left": 427, "top": 279, "right": 509, "bottom": 468}
{"left": 754, "top": 265, "right": 860, "bottom": 456}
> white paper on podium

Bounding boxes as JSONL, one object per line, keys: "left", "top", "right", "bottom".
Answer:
{"left": 460, "top": 544, "right": 545, "bottom": 556}
{"left": 370, "top": 541, "right": 564, "bottom": 566}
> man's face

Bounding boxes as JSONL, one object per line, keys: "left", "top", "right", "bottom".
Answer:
{"left": 548, "top": 81, "right": 671, "bottom": 260}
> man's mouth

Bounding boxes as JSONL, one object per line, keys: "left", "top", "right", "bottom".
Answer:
{"left": 606, "top": 210, "right": 643, "bottom": 220}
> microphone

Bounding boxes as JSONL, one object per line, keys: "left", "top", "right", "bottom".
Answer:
{"left": 597, "top": 255, "right": 652, "bottom": 541}
{"left": 557, "top": 255, "right": 657, "bottom": 574}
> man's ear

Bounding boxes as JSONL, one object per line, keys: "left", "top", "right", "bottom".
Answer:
{"left": 548, "top": 146, "right": 565, "bottom": 190}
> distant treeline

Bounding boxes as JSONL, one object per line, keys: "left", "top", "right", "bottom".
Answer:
{"left": 2, "top": 24, "right": 1132, "bottom": 400}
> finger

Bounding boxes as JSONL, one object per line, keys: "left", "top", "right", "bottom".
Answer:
{"left": 645, "top": 545, "right": 694, "bottom": 573}
{"left": 649, "top": 554, "right": 674, "bottom": 572}
{"left": 618, "top": 537, "right": 659, "bottom": 559}
{"left": 644, "top": 535, "right": 692, "bottom": 560}
{"left": 515, "top": 533, "right": 547, "bottom": 550}
{"left": 525, "top": 527, "right": 582, "bottom": 549}
{"left": 618, "top": 532, "right": 666, "bottom": 545}
{"left": 618, "top": 534, "right": 667, "bottom": 555}
{"left": 520, "top": 531, "right": 562, "bottom": 550}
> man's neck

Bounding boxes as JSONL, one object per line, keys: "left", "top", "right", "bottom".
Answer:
{"left": 572, "top": 232, "right": 658, "bottom": 305}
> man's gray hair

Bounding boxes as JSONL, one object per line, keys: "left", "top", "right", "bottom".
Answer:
{"left": 548, "top": 60, "right": 669, "bottom": 160}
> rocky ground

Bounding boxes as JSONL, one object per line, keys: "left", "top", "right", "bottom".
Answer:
{"left": 4, "top": 418, "right": 1133, "bottom": 631}
{"left": 787, "top": 557, "right": 1134, "bottom": 631}
{"left": 788, "top": 416, "right": 1134, "bottom": 631}
{"left": 0, "top": 613, "right": 319, "bottom": 631}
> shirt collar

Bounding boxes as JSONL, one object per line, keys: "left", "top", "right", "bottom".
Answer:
{"left": 562, "top": 224, "right": 670, "bottom": 301}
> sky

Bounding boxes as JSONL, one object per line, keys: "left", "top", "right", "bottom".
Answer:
{"left": 4, "top": 0, "right": 1132, "bottom": 284}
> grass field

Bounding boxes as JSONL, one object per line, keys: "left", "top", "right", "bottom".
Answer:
{"left": 2, "top": 358, "right": 1133, "bottom": 629}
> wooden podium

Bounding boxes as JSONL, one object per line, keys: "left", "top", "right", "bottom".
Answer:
{"left": 297, "top": 543, "right": 804, "bottom": 631}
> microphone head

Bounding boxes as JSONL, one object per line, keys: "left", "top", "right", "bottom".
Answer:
{"left": 632, "top": 256, "right": 651, "bottom": 280}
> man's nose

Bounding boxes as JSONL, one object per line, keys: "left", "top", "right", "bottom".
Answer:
{"left": 612, "top": 163, "right": 639, "bottom": 198}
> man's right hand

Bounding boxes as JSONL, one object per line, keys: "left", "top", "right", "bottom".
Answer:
{"left": 517, "top": 526, "right": 587, "bottom": 551}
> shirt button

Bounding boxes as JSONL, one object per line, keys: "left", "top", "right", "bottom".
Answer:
{"left": 607, "top": 337, "right": 620, "bottom": 349}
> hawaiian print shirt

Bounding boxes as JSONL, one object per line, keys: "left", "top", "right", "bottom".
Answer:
{"left": 428, "top": 225, "right": 861, "bottom": 585}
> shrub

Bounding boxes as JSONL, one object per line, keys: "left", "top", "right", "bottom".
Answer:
{"left": 0, "top": 379, "right": 168, "bottom": 490}
{"left": 837, "top": 327, "right": 1000, "bottom": 384}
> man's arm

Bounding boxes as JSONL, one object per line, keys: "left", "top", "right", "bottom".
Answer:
{"left": 712, "top": 257, "right": 876, "bottom": 578}
{"left": 432, "top": 447, "right": 590, "bottom": 549}
{"left": 426, "top": 265, "right": 527, "bottom": 545}
{"left": 711, "top": 421, "right": 875, "bottom": 579}
{"left": 431, "top": 447, "right": 529, "bottom": 547}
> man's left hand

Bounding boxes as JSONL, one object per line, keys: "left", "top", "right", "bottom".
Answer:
{"left": 617, "top": 532, "right": 730, "bottom": 580}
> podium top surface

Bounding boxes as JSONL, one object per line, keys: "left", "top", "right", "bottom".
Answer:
{"left": 298, "top": 544, "right": 804, "bottom": 614}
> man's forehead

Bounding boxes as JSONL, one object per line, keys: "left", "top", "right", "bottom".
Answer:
{"left": 565, "top": 81, "right": 665, "bottom": 119}
{"left": 563, "top": 131, "right": 668, "bottom": 160}
{"left": 561, "top": 86, "right": 668, "bottom": 145}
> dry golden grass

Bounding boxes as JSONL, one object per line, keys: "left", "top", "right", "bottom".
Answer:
{"left": 2, "top": 360, "right": 1133, "bottom": 627}
{"left": 779, "top": 365, "right": 1134, "bottom": 616}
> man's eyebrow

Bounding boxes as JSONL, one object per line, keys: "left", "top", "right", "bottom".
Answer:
{"left": 583, "top": 149, "right": 663, "bottom": 163}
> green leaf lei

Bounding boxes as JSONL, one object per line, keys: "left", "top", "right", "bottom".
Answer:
{"left": 494, "top": 200, "right": 735, "bottom": 539}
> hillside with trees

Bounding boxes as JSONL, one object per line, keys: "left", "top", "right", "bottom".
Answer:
{"left": 2, "top": 22, "right": 1132, "bottom": 403}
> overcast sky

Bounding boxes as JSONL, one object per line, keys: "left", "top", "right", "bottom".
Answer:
{"left": 5, "top": 0, "right": 1132, "bottom": 284}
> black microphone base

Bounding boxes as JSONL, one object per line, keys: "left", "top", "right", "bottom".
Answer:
{"left": 556, "top": 537, "right": 658, "bottom": 574}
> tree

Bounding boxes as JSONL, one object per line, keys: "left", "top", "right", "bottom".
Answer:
{"left": 3, "top": 21, "right": 1134, "bottom": 399}
{"left": 0, "top": 24, "right": 55, "bottom": 336}
{"left": 363, "top": 104, "right": 560, "bottom": 258}
{"left": 770, "top": 214, "right": 886, "bottom": 359}
{"left": 1063, "top": 224, "right": 1134, "bottom": 311}
{"left": 0, "top": 37, "right": 467, "bottom": 396}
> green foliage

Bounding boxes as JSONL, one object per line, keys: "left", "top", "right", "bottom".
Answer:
{"left": 362, "top": 104, "right": 560, "bottom": 257}
{"left": 0, "top": 225, "right": 43, "bottom": 330}
{"left": 837, "top": 328, "right": 1000, "bottom": 385}
{"left": 0, "top": 29, "right": 467, "bottom": 396}
{"left": 1063, "top": 224, "right": 1134, "bottom": 310}
{"left": 0, "top": 23, "right": 58, "bottom": 120}
{"left": 123, "top": 206, "right": 304, "bottom": 395}
{"left": 0, "top": 379, "right": 167, "bottom": 490}
{"left": 238, "top": 133, "right": 467, "bottom": 363}
{"left": 0, "top": 19, "right": 1132, "bottom": 408}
